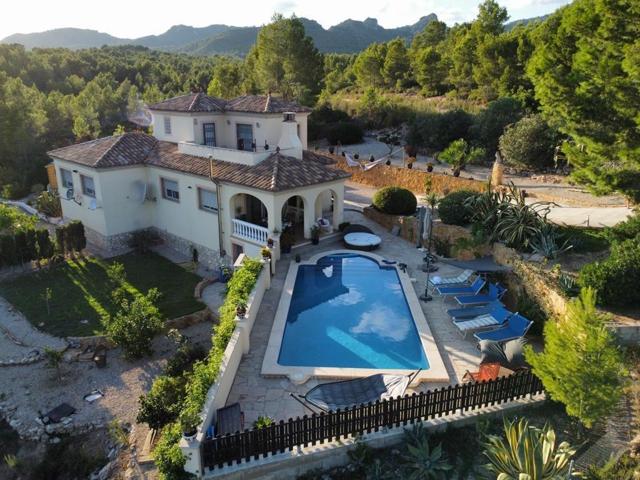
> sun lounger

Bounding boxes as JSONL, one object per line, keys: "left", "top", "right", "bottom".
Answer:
{"left": 447, "top": 300, "right": 504, "bottom": 319}
{"left": 454, "top": 283, "right": 506, "bottom": 306}
{"left": 428, "top": 269, "right": 474, "bottom": 289}
{"left": 453, "top": 306, "right": 514, "bottom": 337}
{"left": 435, "top": 276, "right": 485, "bottom": 297}
{"left": 473, "top": 314, "right": 532, "bottom": 344}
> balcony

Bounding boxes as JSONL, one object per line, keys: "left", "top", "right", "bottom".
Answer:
{"left": 178, "top": 141, "right": 272, "bottom": 166}
{"left": 231, "top": 218, "right": 269, "bottom": 245}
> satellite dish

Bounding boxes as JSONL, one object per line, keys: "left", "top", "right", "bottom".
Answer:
{"left": 88, "top": 198, "right": 97, "bottom": 211}
{"left": 65, "top": 188, "right": 74, "bottom": 200}
{"left": 131, "top": 181, "right": 147, "bottom": 203}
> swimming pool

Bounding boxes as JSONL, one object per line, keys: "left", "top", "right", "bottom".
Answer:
{"left": 278, "top": 253, "right": 429, "bottom": 370}
{"left": 262, "top": 250, "right": 448, "bottom": 383}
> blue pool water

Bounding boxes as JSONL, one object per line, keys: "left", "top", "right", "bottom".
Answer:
{"left": 278, "top": 253, "right": 429, "bottom": 369}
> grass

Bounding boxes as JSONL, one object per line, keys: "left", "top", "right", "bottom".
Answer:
{"left": 0, "top": 252, "right": 205, "bottom": 337}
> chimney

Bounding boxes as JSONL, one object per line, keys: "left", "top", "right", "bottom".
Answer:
{"left": 277, "top": 112, "right": 303, "bottom": 159}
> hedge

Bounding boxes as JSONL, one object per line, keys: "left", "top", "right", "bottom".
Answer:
{"left": 154, "top": 257, "right": 264, "bottom": 479}
{"left": 372, "top": 186, "right": 417, "bottom": 216}
{"left": 0, "top": 227, "right": 54, "bottom": 267}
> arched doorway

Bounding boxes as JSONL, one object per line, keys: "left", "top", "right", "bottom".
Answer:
{"left": 314, "top": 189, "right": 339, "bottom": 232}
{"left": 230, "top": 193, "right": 270, "bottom": 248}
{"left": 281, "top": 195, "right": 306, "bottom": 242}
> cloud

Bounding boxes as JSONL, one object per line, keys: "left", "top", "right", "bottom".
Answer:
{"left": 350, "top": 304, "right": 411, "bottom": 342}
{"left": 274, "top": 0, "right": 297, "bottom": 13}
{"left": 328, "top": 287, "right": 364, "bottom": 306}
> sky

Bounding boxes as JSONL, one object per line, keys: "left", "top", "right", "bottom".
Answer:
{"left": 1, "top": 0, "right": 572, "bottom": 40}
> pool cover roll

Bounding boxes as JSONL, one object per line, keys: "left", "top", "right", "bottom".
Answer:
{"left": 303, "top": 373, "right": 411, "bottom": 412}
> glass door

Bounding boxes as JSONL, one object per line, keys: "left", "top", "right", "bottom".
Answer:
{"left": 203, "top": 123, "right": 216, "bottom": 147}
{"left": 236, "top": 124, "right": 253, "bottom": 151}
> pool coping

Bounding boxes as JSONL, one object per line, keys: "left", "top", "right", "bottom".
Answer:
{"left": 260, "top": 249, "right": 449, "bottom": 385}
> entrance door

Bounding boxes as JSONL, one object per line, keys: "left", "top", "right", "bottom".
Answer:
{"left": 232, "top": 243, "right": 244, "bottom": 262}
{"left": 203, "top": 123, "right": 216, "bottom": 147}
{"left": 236, "top": 124, "right": 253, "bottom": 151}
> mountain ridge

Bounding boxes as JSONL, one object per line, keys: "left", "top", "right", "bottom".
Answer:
{"left": 1, "top": 15, "right": 438, "bottom": 55}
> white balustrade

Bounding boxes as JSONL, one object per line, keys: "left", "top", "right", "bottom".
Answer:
{"left": 232, "top": 218, "right": 269, "bottom": 244}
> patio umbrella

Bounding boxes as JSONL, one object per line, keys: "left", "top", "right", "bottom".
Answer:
{"left": 479, "top": 338, "right": 528, "bottom": 371}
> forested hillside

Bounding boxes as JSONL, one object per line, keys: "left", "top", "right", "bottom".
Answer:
{"left": 0, "top": 0, "right": 639, "bottom": 202}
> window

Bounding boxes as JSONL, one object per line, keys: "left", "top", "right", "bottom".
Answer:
{"left": 81, "top": 175, "right": 95, "bottom": 198}
{"left": 161, "top": 178, "right": 180, "bottom": 202}
{"left": 163, "top": 116, "right": 172, "bottom": 135}
{"left": 203, "top": 123, "right": 216, "bottom": 147}
{"left": 236, "top": 124, "right": 253, "bottom": 151}
{"left": 198, "top": 188, "right": 218, "bottom": 213}
{"left": 60, "top": 168, "right": 73, "bottom": 189}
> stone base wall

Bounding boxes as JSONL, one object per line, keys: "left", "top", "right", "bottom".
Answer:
{"left": 84, "top": 226, "right": 223, "bottom": 269}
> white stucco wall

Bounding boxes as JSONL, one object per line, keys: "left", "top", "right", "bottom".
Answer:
{"left": 55, "top": 159, "right": 108, "bottom": 235}
{"left": 151, "top": 110, "right": 309, "bottom": 152}
{"left": 98, "top": 166, "right": 153, "bottom": 234}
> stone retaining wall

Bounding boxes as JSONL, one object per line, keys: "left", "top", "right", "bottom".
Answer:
{"left": 332, "top": 157, "right": 484, "bottom": 196}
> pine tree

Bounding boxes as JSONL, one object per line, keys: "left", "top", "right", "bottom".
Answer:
{"left": 525, "top": 288, "right": 627, "bottom": 428}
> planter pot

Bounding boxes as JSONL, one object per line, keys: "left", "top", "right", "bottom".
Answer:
{"left": 407, "top": 163, "right": 413, "bottom": 169}
{"left": 427, "top": 165, "right": 434, "bottom": 172}
{"left": 267, "top": 239, "right": 274, "bottom": 247}
{"left": 328, "top": 146, "right": 335, "bottom": 154}
{"left": 385, "top": 160, "right": 391, "bottom": 166}
{"left": 354, "top": 154, "right": 359, "bottom": 160}
{"left": 453, "top": 169, "right": 461, "bottom": 177}
{"left": 295, "top": 254, "right": 301, "bottom": 263}
{"left": 236, "top": 307, "right": 247, "bottom": 318}
{"left": 182, "top": 431, "right": 197, "bottom": 442}
{"left": 312, "top": 238, "right": 319, "bottom": 245}
{"left": 218, "top": 270, "right": 231, "bottom": 283}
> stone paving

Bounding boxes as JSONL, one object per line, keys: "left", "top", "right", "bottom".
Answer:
{"left": 226, "top": 210, "right": 482, "bottom": 424}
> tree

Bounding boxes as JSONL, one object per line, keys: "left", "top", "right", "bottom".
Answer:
{"left": 527, "top": 0, "right": 640, "bottom": 201}
{"left": 525, "top": 288, "right": 627, "bottom": 428}
{"left": 353, "top": 42, "right": 387, "bottom": 89}
{"left": 483, "top": 418, "right": 577, "bottom": 479}
{"left": 439, "top": 139, "right": 485, "bottom": 173}
{"left": 382, "top": 38, "right": 411, "bottom": 90}
{"left": 470, "top": 97, "right": 523, "bottom": 156}
{"left": 411, "top": 20, "right": 448, "bottom": 50}
{"left": 499, "top": 114, "right": 561, "bottom": 170}
{"left": 207, "top": 59, "right": 243, "bottom": 98}
{"left": 413, "top": 47, "right": 447, "bottom": 96}
{"left": 102, "top": 288, "right": 164, "bottom": 359}
{"left": 249, "top": 14, "right": 322, "bottom": 102}
{"left": 137, "top": 375, "right": 185, "bottom": 430}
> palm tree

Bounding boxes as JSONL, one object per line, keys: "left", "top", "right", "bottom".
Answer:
{"left": 483, "top": 418, "right": 578, "bottom": 480}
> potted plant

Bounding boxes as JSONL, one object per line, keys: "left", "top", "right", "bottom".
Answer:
{"left": 267, "top": 238, "right": 274, "bottom": 248}
{"left": 354, "top": 153, "right": 360, "bottom": 160}
{"left": 261, "top": 247, "right": 272, "bottom": 259}
{"left": 236, "top": 301, "right": 247, "bottom": 318}
{"left": 253, "top": 416, "right": 275, "bottom": 429}
{"left": 407, "top": 157, "right": 415, "bottom": 169}
{"left": 310, "top": 225, "right": 321, "bottom": 245}
{"left": 219, "top": 266, "right": 232, "bottom": 283}
{"left": 328, "top": 146, "right": 335, "bottom": 154}
{"left": 280, "top": 228, "right": 294, "bottom": 254}
{"left": 369, "top": 155, "right": 375, "bottom": 162}
{"left": 180, "top": 411, "right": 200, "bottom": 441}
{"left": 453, "top": 167, "right": 461, "bottom": 177}
{"left": 295, "top": 254, "right": 301, "bottom": 263}
{"left": 427, "top": 162, "right": 434, "bottom": 172}
{"left": 385, "top": 159, "right": 391, "bottom": 166}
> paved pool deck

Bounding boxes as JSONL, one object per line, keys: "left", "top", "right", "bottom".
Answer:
{"left": 225, "top": 210, "right": 482, "bottom": 425}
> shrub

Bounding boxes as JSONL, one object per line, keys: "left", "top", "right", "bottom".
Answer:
{"left": 439, "top": 139, "right": 485, "bottom": 171}
{"left": 0, "top": 204, "right": 37, "bottom": 233}
{"left": 36, "top": 229, "right": 54, "bottom": 260}
{"left": 33, "top": 191, "right": 62, "bottom": 217}
{"left": 372, "top": 186, "right": 417, "bottom": 216}
{"left": 153, "top": 422, "right": 189, "bottom": 480}
{"left": 525, "top": 288, "right": 627, "bottom": 427}
{"left": 308, "top": 105, "right": 351, "bottom": 141}
{"left": 499, "top": 114, "right": 560, "bottom": 171}
{"left": 55, "top": 220, "right": 87, "bottom": 254}
{"left": 408, "top": 109, "right": 473, "bottom": 152}
{"left": 164, "top": 342, "right": 206, "bottom": 377}
{"left": 604, "top": 212, "right": 640, "bottom": 243}
{"left": 326, "top": 121, "right": 364, "bottom": 145}
{"left": 103, "top": 288, "right": 164, "bottom": 359}
{"left": 137, "top": 375, "right": 186, "bottom": 430}
{"left": 128, "top": 229, "right": 159, "bottom": 254}
{"left": 470, "top": 97, "right": 523, "bottom": 157}
{"left": 437, "top": 190, "right": 476, "bottom": 225}
{"left": 579, "top": 238, "right": 640, "bottom": 307}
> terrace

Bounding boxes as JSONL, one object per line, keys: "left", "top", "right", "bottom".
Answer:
{"left": 223, "top": 209, "right": 483, "bottom": 424}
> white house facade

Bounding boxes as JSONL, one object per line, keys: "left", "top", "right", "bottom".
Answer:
{"left": 48, "top": 93, "right": 349, "bottom": 267}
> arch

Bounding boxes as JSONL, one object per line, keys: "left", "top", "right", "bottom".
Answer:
{"left": 230, "top": 192, "right": 269, "bottom": 227}
{"left": 314, "top": 188, "right": 342, "bottom": 232}
{"left": 280, "top": 194, "right": 307, "bottom": 242}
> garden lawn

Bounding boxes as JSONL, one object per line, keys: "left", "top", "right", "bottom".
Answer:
{"left": 0, "top": 252, "right": 205, "bottom": 337}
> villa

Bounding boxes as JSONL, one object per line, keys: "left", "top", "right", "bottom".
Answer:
{"left": 47, "top": 93, "right": 350, "bottom": 264}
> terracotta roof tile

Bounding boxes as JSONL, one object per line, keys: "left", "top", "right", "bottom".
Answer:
{"left": 47, "top": 133, "right": 157, "bottom": 168}
{"left": 148, "top": 93, "right": 226, "bottom": 112}
{"left": 225, "top": 95, "right": 312, "bottom": 113}
{"left": 48, "top": 134, "right": 349, "bottom": 192}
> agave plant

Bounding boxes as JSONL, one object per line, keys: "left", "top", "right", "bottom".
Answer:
{"left": 530, "top": 224, "right": 573, "bottom": 259}
{"left": 402, "top": 424, "right": 453, "bottom": 479}
{"left": 482, "top": 418, "right": 578, "bottom": 480}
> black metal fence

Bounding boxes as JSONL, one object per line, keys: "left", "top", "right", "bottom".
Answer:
{"left": 201, "top": 370, "right": 544, "bottom": 471}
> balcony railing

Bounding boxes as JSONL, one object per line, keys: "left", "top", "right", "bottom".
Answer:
{"left": 178, "top": 142, "right": 272, "bottom": 166}
{"left": 231, "top": 218, "right": 269, "bottom": 245}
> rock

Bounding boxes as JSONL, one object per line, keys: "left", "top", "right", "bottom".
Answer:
{"left": 45, "top": 424, "right": 55, "bottom": 434}
{"left": 124, "top": 467, "right": 138, "bottom": 480}
{"left": 50, "top": 436, "right": 61, "bottom": 444}
{"left": 62, "top": 417, "right": 73, "bottom": 425}
{"left": 35, "top": 417, "right": 44, "bottom": 426}
{"left": 9, "top": 419, "right": 21, "bottom": 429}
{"left": 96, "top": 462, "right": 113, "bottom": 480}
{"left": 108, "top": 447, "right": 118, "bottom": 460}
